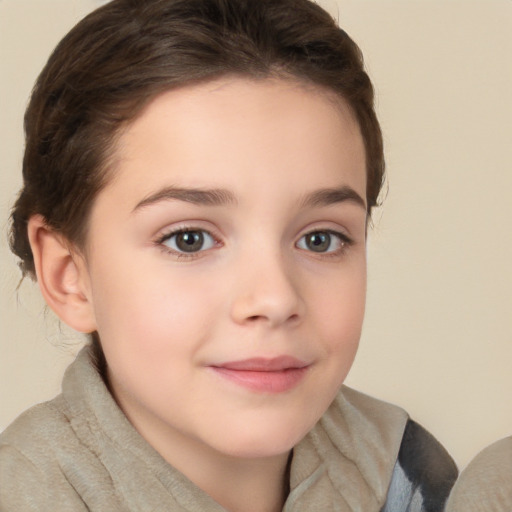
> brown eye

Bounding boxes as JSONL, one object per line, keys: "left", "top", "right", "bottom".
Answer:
{"left": 304, "top": 232, "right": 331, "bottom": 252}
{"left": 175, "top": 231, "right": 204, "bottom": 252}
{"left": 296, "top": 230, "right": 350, "bottom": 254}
{"left": 162, "top": 230, "right": 215, "bottom": 253}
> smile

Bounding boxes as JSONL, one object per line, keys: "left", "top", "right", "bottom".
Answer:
{"left": 209, "top": 357, "right": 310, "bottom": 393}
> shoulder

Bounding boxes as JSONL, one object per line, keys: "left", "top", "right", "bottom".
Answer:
{"left": 383, "top": 420, "right": 458, "bottom": 512}
{"left": 398, "top": 419, "right": 459, "bottom": 490}
{"left": 333, "top": 385, "right": 410, "bottom": 454}
{"left": 0, "top": 396, "right": 73, "bottom": 461}
{"left": 0, "top": 398, "right": 90, "bottom": 510}
{"left": 446, "top": 436, "right": 512, "bottom": 512}
{"left": 336, "top": 387, "right": 457, "bottom": 511}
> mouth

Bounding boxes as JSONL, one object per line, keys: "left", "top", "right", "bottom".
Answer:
{"left": 209, "top": 356, "right": 310, "bottom": 393}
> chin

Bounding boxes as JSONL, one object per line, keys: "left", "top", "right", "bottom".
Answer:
{"left": 208, "top": 420, "right": 311, "bottom": 460}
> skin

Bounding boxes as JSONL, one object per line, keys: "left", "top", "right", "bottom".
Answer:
{"left": 33, "top": 77, "right": 368, "bottom": 512}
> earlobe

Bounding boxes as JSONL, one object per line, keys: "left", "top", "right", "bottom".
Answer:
{"left": 27, "top": 215, "right": 97, "bottom": 333}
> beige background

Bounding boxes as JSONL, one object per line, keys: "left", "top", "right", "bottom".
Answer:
{"left": 1, "top": 0, "right": 511, "bottom": 469}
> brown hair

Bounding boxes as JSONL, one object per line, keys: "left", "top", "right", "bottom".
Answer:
{"left": 10, "top": 0, "right": 384, "bottom": 278}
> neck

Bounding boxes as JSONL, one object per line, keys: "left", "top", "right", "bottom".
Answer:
{"left": 121, "top": 405, "right": 291, "bottom": 512}
{"left": 164, "top": 439, "right": 291, "bottom": 512}
{"left": 200, "top": 452, "right": 291, "bottom": 512}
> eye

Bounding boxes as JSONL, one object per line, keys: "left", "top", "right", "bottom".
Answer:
{"left": 160, "top": 229, "right": 216, "bottom": 254}
{"left": 296, "top": 230, "right": 350, "bottom": 254}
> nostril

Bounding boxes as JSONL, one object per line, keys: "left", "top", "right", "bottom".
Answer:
{"left": 287, "top": 313, "right": 301, "bottom": 324}
{"left": 246, "top": 313, "right": 300, "bottom": 325}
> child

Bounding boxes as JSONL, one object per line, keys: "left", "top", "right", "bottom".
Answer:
{"left": 0, "top": 0, "right": 457, "bottom": 510}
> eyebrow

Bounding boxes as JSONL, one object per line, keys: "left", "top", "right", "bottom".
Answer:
{"left": 132, "top": 184, "right": 366, "bottom": 213}
{"left": 133, "top": 186, "right": 237, "bottom": 212}
{"left": 299, "top": 186, "right": 367, "bottom": 210}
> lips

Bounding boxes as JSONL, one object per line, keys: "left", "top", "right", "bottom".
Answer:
{"left": 209, "top": 356, "right": 310, "bottom": 393}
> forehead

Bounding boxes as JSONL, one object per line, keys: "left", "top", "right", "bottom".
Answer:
{"left": 105, "top": 77, "right": 366, "bottom": 206}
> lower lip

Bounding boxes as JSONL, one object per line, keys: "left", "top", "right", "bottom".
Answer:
{"left": 210, "top": 366, "right": 309, "bottom": 393}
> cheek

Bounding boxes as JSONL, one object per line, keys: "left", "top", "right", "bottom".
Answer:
{"left": 308, "top": 260, "right": 366, "bottom": 394}
{"left": 90, "top": 263, "right": 222, "bottom": 404}
{"left": 314, "top": 263, "right": 366, "bottom": 343}
{"left": 89, "top": 256, "right": 220, "bottom": 356}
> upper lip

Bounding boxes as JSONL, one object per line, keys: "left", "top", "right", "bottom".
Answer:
{"left": 211, "top": 356, "right": 309, "bottom": 372}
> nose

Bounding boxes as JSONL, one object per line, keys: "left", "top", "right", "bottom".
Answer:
{"left": 229, "top": 250, "right": 305, "bottom": 328}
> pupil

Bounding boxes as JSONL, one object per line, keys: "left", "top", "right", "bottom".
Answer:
{"left": 176, "top": 231, "right": 203, "bottom": 252}
{"left": 307, "top": 232, "right": 330, "bottom": 252}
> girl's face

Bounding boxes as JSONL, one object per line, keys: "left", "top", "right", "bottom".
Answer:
{"left": 79, "top": 78, "right": 367, "bottom": 465}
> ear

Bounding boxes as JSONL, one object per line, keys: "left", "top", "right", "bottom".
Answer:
{"left": 27, "top": 215, "right": 97, "bottom": 333}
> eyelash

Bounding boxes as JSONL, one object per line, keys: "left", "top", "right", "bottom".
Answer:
{"left": 154, "top": 227, "right": 354, "bottom": 260}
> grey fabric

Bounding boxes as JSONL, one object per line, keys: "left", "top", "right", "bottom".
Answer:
{"left": 380, "top": 420, "right": 458, "bottom": 512}
{"left": 445, "top": 437, "right": 512, "bottom": 512}
{"left": 0, "top": 345, "right": 451, "bottom": 511}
